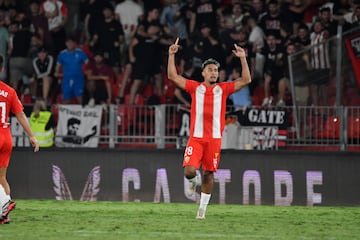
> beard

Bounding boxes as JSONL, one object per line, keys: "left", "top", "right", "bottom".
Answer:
{"left": 209, "top": 77, "right": 218, "bottom": 85}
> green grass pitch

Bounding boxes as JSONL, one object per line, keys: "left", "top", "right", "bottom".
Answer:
{"left": 1, "top": 200, "right": 359, "bottom": 240}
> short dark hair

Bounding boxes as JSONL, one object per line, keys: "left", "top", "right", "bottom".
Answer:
{"left": 320, "top": 7, "right": 331, "bottom": 13}
{"left": 201, "top": 58, "right": 220, "bottom": 70}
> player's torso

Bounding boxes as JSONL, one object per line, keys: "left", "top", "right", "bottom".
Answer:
{"left": 190, "top": 84, "right": 227, "bottom": 139}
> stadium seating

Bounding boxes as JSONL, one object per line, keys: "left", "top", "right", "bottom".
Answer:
{"left": 316, "top": 116, "right": 340, "bottom": 139}
{"left": 348, "top": 116, "right": 360, "bottom": 139}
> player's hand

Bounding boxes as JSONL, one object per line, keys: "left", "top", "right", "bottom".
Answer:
{"left": 232, "top": 44, "right": 246, "bottom": 59}
{"left": 29, "top": 136, "right": 40, "bottom": 152}
{"left": 169, "top": 38, "right": 180, "bottom": 55}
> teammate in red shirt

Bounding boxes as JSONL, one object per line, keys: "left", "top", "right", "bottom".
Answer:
{"left": 0, "top": 56, "right": 40, "bottom": 224}
{"left": 168, "top": 38, "right": 251, "bottom": 219}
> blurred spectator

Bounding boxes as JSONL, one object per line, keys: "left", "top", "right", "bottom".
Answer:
{"left": 174, "top": 60, "right": 193, "bottom": 107}
{"left": 29, "top": 0, "right": 52, "bottom": 54}
{"left": 136, "top": 6, "right": 161, "bottom": 38}
{"left": 292, "top": 23, "right": 311, "bottom": 47}
{"left": 90, "top": 5, "right": 124, "bottom": 78}
{"left": 318, "top": 7, "right": 338, "bottom": 37}
{"left": 116, "top": 47, "right": 132, "bottom": 104}
{"left": 0, "top": 8, "right": 6, "bottom": 26}
{"left": 6, "top": 21, "right": 17, "bottom": 55}
{"left": 189, "top": 0, "right": 222, "bottom": 36}
{"left": 128, "top": 22, "right": 165, "bottom": 104}
{"left": 115, "top": 0, "right": 144, "bottom": 46}
{"left": 177, "top": 0, "right": 195, "bottom": 39}
{"left": 8, "top": 18, "right": 33, "bottom": 94}
{"left": 280, "top": 0, "right": 310, "bottom": 36}
{"left": 333, "top": 0, "right": 353, "bottom": 20}
{"left": 160, "top": 0, "right": 188, "bottom": 41}
{"left": 54, "top": 36, "right": 89, "bottom": 104}
{"left": 30, "top": 47, "right": 54, "bottom": 103}
{"left": 0, "top": 0, "right": 16, "bottom": 12}
{"left": 198, "top": 23, "right": 226, "bottom": 70}
{"left": 179, "top": 37, "right": 211, "bottom": 81}
{"left": 285, "top": 42, "right": 311, "bottom": 106}
{"left": 343, "top": 5, "right": 360, "bottom": 28}
{"left": 29, "top": 98, "right": 55, "bottom": 147}
{"left": 84, "top": 51, "right": 113, "bottom": 106}
{"left": 259, "top": 0, "right": 283, "bottom": 39}
{"left": 246, "top": 16, "right": 265, "bottom": 80}
{"left": 221, "top": 2, "right": 247, "bottom": 32}
{"left": 224, "top": 28, "right": 255, "bottom": 78}
{"left": 228, "top": 67, "right": 252, "bottom": 110}
{"left": 40, "top": 0, "right": 68, "bottom": 57}
{"left": 218, "top": 68, "right": 228, "bottom": 83}
{"left": 302, "top": 0, "right": 327, "bottom": 28}
{"left": 309, "top": 19, "right": 330, "bottom": 107}
{"left": 114, "top": 0, "right": 144, "bottom": 104}
{"left": 261, "top": 33, "right": 287, "bottom": 107}
{"left": 83, "top": 0, "right": 113, "bottom": 44}
{"left": 0, "top": 10, "right": 8, "bottom": 79}
{"left": 248, "top": 0, "right": 266, "bottom": 21}
{"left": 226, "top": 28, "right": 257, "bottom": 94}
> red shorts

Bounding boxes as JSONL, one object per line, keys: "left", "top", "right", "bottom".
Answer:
{"left": 0, "top": 130, "right": 13, "bottom": 168}
{"left": 183, "top": 137, "right": 222, "bottom": 172}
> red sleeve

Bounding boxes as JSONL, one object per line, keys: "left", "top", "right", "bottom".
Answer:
{"left": 220, "top": 81, "right": 236, "bottom": 96}
{"left": 184, "top": 79, "right": 199, "bottom": 94}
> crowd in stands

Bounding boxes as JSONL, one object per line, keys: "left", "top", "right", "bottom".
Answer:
{"left": 0, "top": 0, "right": 360, "bottom": 109}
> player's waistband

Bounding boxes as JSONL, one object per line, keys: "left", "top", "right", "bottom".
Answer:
{"left": 0, "top": 123, "right": 10, "bottom": 129}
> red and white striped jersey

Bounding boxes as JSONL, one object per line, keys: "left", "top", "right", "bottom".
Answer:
{"left": 185, "top": 80, "right": 235, "bottom": 139}
{"left": 310, "top": 30, "right": 331, "bottom": 69}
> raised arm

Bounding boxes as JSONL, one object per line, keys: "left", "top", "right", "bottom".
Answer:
{"left": 167, "top": 38, "right": 186, "bottom": 89}
{"left": 232, "top": 44, "right": 252, "bottom": 92}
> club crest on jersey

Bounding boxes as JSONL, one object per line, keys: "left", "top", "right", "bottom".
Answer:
{"left": 185, "top": 156, "right": 190, "bottom": 163}
{"left": 213, "top": 86, "right": 223, "bottom": 95}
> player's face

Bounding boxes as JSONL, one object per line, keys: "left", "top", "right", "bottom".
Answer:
{"left": 202, "top": 64, "right": 219, "bottom": 85}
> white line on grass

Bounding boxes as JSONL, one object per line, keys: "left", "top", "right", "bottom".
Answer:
{"left": 73, "top": 230, "right": 319, "bottom": 239}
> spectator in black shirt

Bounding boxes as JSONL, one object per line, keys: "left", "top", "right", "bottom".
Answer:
{"left": 84, "top": 0, "right": 113, "bottom": 43}
{"left": 30, "top": 47, "right": 54, "bottom": 103}
{"left": 128, "top": 22, "right": 165, "bottom": 104}
{"left": 259, "top": 0, "right": 283, "bottom": 39}
{"left": 260, "top": 33, "right": 287, "bottom": 107}
{"left": 318, "top": 7, "right": 338, "bottom": 37}
{"left": 179, "top": 37, "right": 211, "bottom": 81}
{"left": 293, "top": 23, "right": 311, "bottom": 48}
{"left": 190, "top": 0, "right": 222, "bottom": 36}
{"left": 90, "top": 5, "right": 124, "bottom": 78}
{"left": 8, "top": 18, "right": 33, "bottom": 94}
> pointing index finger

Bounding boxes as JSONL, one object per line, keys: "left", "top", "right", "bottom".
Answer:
{"left": 175, "top": 37, "right": 179, "bottom": 45}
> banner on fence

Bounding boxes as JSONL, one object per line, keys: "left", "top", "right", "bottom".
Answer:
{"left": 55, "top": 105, "right": 102, "bottom": 147}
{"left": 345, "top": 32, "right": 360, "bottom": 88}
